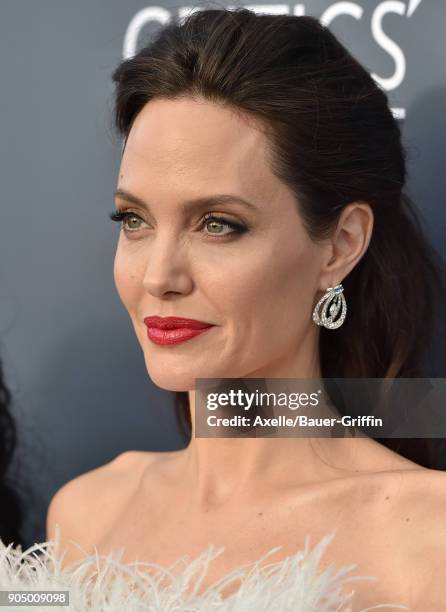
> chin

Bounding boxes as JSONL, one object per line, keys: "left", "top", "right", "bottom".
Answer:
{"left": 138, "top": 337, "right": 246, "bottom": 388}
{"left": 150, "top": 376, "right": 194, "bottom": 393}
{"left": 141, "top": 354, "right": 196, "bottom": 392}
{"left": 142, "top": 355, "right": 239, "bottom": 393}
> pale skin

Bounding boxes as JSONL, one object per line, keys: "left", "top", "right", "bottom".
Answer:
{"left": 47, "top": 97, "right": 446, "bottom": 609}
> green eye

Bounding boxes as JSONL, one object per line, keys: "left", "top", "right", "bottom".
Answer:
{"left": 125, "top": 214, "right": 143, "bottom": 230}
{"left": 205, "top": 218, "right": 232, "bottom": 235}
{"left": 109, "top": 210, "right": 146, "bottom": 232}
{"left": 109, "top": 209, "right": 248, "bottom": 238}
{"left": 202, "top": 214, "right": 246, "bottom": 237}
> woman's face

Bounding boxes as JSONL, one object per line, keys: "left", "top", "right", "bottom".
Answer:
{"left": 113, "top": 97, "right": 326, "bottom": 391}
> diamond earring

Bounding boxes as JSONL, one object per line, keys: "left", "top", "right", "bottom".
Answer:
{"left": 312, "top": 283, "right": 347, "bottom": 329}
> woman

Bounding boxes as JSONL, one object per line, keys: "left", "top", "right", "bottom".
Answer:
{"left": 46, "top": 8, "right": 446, "bottom": 609}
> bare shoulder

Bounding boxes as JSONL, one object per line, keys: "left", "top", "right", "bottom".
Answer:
{"left": 410, "top": 467, "right": 446, "bottom": 537}
{"left": 46, "top": 450, "right": 163, "bottom": 567}
{"left": 413, "top": 469, "right": 446, "bottom": 609}
{"left": 399, "top": 466, "right": 446, "bottom": 524}
{"left": 394, "top": 467, "right": 446, "bottom": 608}
{"left": 350, "top": 464, "right": 446, "bottom": 609}
{"left": 378, "top": 465, "right": 446, "bottom": 531}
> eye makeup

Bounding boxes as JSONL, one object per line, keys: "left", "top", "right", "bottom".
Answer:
{"left": 109, "top": 209, "right": 249, "bottom": 238}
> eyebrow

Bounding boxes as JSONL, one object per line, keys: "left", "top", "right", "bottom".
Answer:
{"left": 114, "top": 188, "right": 259, "bottom": 214}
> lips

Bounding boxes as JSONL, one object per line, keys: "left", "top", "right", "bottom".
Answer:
{"left": 144, "top": 316, "right": 213, "bottom": 330}
{"left": 143, "top": 316, "right": 215, "bottom": 346}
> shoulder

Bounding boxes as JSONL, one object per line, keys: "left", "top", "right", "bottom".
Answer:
{"left": 382, "top": 466, "right": 446, "bottom": 536}
{"left": 349, "top": 465, "right": 446, "bottom": 609}
{"left": 399, "top": 467, "right": 446, "bottom": 523}
{"left": 46, "top": 450, "right": 159, "bottom": 567}
{"left": 397, "top": 468, "right": 446, "bottom": 608}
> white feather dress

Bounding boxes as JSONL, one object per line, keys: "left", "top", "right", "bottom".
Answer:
{"left": 0, "top": 527, "right": 411, "bottom": 611}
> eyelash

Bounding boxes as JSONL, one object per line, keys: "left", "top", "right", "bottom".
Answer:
{"left": 108, "top": 210, "right": 247, "bottom": 238}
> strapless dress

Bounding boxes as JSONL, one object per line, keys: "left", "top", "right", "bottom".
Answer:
{"left": 0, "top": 527, "right": 410, "bottom": 611}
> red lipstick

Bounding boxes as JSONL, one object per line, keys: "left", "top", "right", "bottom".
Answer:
{"left": 143, "top": 316, "right": 215, "bottom": 346}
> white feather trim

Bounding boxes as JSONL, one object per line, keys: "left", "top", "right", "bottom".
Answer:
{"left": 0, "top": 527, "right": 410, "bottom": 611}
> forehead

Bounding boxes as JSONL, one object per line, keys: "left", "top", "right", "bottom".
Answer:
{"left": 119, "top": 97, "right": 277, "bottom": 199}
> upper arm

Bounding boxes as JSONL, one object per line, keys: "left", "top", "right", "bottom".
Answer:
{"left": 46, "top": 451, "right": 138, "bottom": 569}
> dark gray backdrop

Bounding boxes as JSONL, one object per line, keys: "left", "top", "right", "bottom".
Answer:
{"left": 0, "top": 0, "right": 444, "bottom": 545}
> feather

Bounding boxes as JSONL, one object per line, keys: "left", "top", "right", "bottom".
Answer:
{"left": 0, "top": 527, "right": 410, "bottom": 611}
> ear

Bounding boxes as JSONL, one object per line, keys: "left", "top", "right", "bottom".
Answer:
{"left": 318, "top": 202, "right": 374, "bottom": 290}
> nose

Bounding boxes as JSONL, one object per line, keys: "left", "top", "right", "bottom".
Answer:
{"left": 142, "top": 231, "right": 193, "bottom": 298}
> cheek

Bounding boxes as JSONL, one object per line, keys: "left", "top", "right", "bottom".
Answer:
{"left": 113, "top": 243, "right": 144, "bottom": 314}
{"left": 268, "top": 246, "right": 317, "bottom": 313}
{"left": 222, "top": 238, "right": 319, "bottom": 343}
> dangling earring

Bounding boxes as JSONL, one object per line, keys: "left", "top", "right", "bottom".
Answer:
{"left": 312, "top": 283, "right": 347, "bottom": 329}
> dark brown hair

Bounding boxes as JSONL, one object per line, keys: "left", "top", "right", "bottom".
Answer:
{"left": 0, "top": 358, "right": 23, "bottom": 546}
{"left": 111, "top": 8, "right": 445, "bottom": 468}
